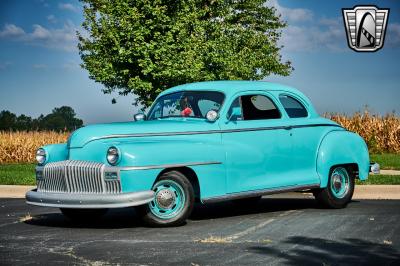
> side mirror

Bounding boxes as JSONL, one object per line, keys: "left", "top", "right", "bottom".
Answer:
{"left": 206, "top": 110, "right": 219, "bottom": 122}
{"left": 228, "top": 107, "right": 242, "bottom": 121}
{"left": 134, "top": 113, "right": 146, "bottom": 121}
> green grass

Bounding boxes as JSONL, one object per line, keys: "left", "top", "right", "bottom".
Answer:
{"left": 0, "top": 157, "right": 399, "bottom": 185}
{"left": 0, "top": 164, "right": 36, "bottom": 185}
{"left": 357, "top": 175, "right": 400, "bottom": 185}
{"left": 370, "top": 153, "right": 400, "bottom": 170}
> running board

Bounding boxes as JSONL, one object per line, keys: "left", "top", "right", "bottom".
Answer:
{"left": 202, "top": 183, "right": 320, "bottom": 204}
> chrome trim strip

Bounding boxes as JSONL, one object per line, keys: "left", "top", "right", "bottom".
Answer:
{"left": 118, "top": 161, "right": 222, "bottom": 171}
{"left": 202, "top": 183, "right": 320, "bottom": 204}
{"left": 84, "top": 123, "right": 343, "bottom": 144}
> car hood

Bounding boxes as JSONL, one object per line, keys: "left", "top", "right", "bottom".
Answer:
{"left": 68, "top": 119, "right": 219, "bottom": 148}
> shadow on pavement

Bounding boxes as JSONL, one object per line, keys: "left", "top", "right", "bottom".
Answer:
{"left": 190, "top": 197, "right": 322, "bottom": 220}
{"left": 25, "top": 197, "right": 358, "bottom": 228}
{"left": 248, "top": 236, "right": 400, "bottom": 265}
{"left": 25, "top": 207, "right": 143, "bottom": 229}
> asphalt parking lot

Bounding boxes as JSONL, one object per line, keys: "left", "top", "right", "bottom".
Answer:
{"left": 0, "top": 195, "right": 399, "bottom": 265}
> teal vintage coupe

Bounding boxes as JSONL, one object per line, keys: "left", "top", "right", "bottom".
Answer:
{"left": 26, "top": 81, "right": 378, "bottom": 226}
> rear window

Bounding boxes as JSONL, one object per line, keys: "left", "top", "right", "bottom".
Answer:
{"left": 279, "top": 95, "right": 308, "bottom": 118}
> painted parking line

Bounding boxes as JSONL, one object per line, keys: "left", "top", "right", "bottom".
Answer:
{"left": 197, "top": 209, "right": 300, "bottom": 243}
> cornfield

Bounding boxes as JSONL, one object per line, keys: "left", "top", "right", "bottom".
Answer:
{"left": 327, "top": 111, "right": 400, "bottom": 153}
{"left": 0, "top": 111, "right": 399, "bottom": 163}
{"left": 0, "top": 131, "right": 69, "bottom": 164}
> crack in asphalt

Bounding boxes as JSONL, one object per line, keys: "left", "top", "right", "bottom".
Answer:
{"left": 47, "top": 245, "right": 112, "bottom": 266}
{"left": 226, "top": 210, "right": 299, "bottom": 241}
{"left": 194, "top": 210, "right": 301, "bottom": 244}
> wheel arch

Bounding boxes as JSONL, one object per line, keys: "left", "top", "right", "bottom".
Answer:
{"left": 329, "top": 163, "right": 359, "bottom": 178}
{"left": 317, "top": 130, "right": 369, "bottom": 188}
{"left": 156, "top": 167, "right": 201, "bottom": 202}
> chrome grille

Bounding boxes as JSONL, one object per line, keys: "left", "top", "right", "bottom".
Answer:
{"left": 37, "top": 160, "right": 121, "bottom": 194}
{"left": 105, "top": 180, "right": 122, "bottom": 194}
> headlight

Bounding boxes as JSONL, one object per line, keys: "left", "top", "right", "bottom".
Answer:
{"left": 107, "top": 146, "right": 119, "bottom": 165}
{"left": 36, "top": 148, "right": 46, "bottom": 165}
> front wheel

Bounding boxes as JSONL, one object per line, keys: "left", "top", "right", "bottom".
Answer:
{"left": 314, "top": 166, "right": 355, "bottom": 208}
{"left": 136, "top": 170, "right": 195, "bottom": 227}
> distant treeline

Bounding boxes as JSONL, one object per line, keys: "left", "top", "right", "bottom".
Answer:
{"left": 0, "top": 106, "right": 83, "bottom": 131}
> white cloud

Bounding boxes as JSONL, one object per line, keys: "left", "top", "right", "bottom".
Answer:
{"left": 0, "top": 22, "right": 78, "bottom": 52}
{"left": 319, "top": 17, "right": 340, "bottom": 27}
{"left": 63, "top": 60, "right": 80, "bottom": 70}
{"left": 386, "top": 23, "right": 400, "bottom": 47}
{"left": 268, "top": 0, "right": 313, "bottom": 22}
{"left": 0, "top": 24, "right": 25, "bottom": 38}
{"left": 280, "top": 17, "right": 347, "bottom": 52}
{"left": 38, "top": 0, "right": 49, "bottom": 8}
{"left": 47, "top": 14, "right": 57, "bottom": 24}
{"left": 58, "top": 3, "right": 78, "bottom": 12}
{"left": 265, "top": 1, "right": 349, "bottom": 52}
{"left": 31, "top": 24, "right": 51, "bottom": 39}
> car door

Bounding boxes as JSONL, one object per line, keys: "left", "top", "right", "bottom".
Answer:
{"left": 277, "top": 93, "right": 322, "bottom": 185}
{"left": 219, "top": 91, "right": 294, "bottom": 193}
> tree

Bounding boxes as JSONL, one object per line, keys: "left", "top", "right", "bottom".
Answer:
{"left": 78, "top": 0, "right": 292, "bottom": 107}
{"left": 42, "top": 106, "right": 83, "bottom": 131}
{"left": 0, "top": 107, "right": 83, "bottom": 131}
{"left": 0, "top": 110, "right": 17, "bottom": 131}
{"left": 15, "top": 114, "right": 32, "bottom": 131}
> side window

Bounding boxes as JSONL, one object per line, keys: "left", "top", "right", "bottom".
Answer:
{"left": 198, "top": 99, "right": 221, "bottom": 116}
{"left": 279, "top": 95, "right": 308, "bottom": 118}
{"left": 241, "top": 95, "right": 281, "bottom": 120}
{"left": 152, "top": 102, "right": 162, "bottom": 119}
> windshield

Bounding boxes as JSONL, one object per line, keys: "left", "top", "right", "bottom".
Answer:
{"left": 147, "top": 91, "right": 225, "bottom": 120}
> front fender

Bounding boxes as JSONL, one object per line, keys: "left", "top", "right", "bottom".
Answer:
{"left": 115, "top": 135, "right": 226, "bottom": 198}
{"left": 317, "top": 130, "right": 369, "bottom": 188}
{"left": 70, "top": 134, "right": 226, "bottom": 198}
{"left": 41, "top": 143, "right": 68, "bottom": 163}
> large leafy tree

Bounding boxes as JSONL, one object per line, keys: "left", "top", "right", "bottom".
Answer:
{"left": 0, "top": 111, "right": 17, "bottom": 131}
{"left": 42, "top": 106, "right": 84, "bottom": 131}
{"left": 78, "top": 0, "right": 292, "bottom": 107}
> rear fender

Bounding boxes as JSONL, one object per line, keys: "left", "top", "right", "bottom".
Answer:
{"left": 317, "top": 130, "right": 369, "bottom": 188}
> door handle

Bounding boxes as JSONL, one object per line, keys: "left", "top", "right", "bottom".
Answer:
{"left": 285, "top": 126, "right": 293, "bottom": 130}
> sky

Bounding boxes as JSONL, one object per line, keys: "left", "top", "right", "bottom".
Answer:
{"left": 0, "top": 0, "right": 399, "bottom": 125}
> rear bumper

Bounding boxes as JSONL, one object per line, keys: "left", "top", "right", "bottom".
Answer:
{"left": 26, "top": 189, "right": 154, "bottom": 209}
{"left": 369, "top": 162, "right": 380, "bottom": 175}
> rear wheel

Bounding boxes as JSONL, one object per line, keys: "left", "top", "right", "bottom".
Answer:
{"left": 314, "top": 166, "right": 354, "bottom": 208}
{"left": 60, "top": 208, "right": 108, "bottom": 221}
{"left": 136, "top": 170, "right": 195, "bottom": 227}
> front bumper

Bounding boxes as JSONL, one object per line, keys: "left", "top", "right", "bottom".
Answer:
{"left": 26, "top": 189, "right": 154, "bottom": 209}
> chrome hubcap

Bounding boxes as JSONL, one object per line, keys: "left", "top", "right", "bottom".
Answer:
{"left": 149, "top": 180, "right": 186, "bottom": 219}
{"left": 332, "top": 174, "right": 342, "bottom": 190}
{"left": 155, "top": 189, "right": 176, "bottom": 209}
{"left": 330, "top": 167, "right": 350, "bottom": 199}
